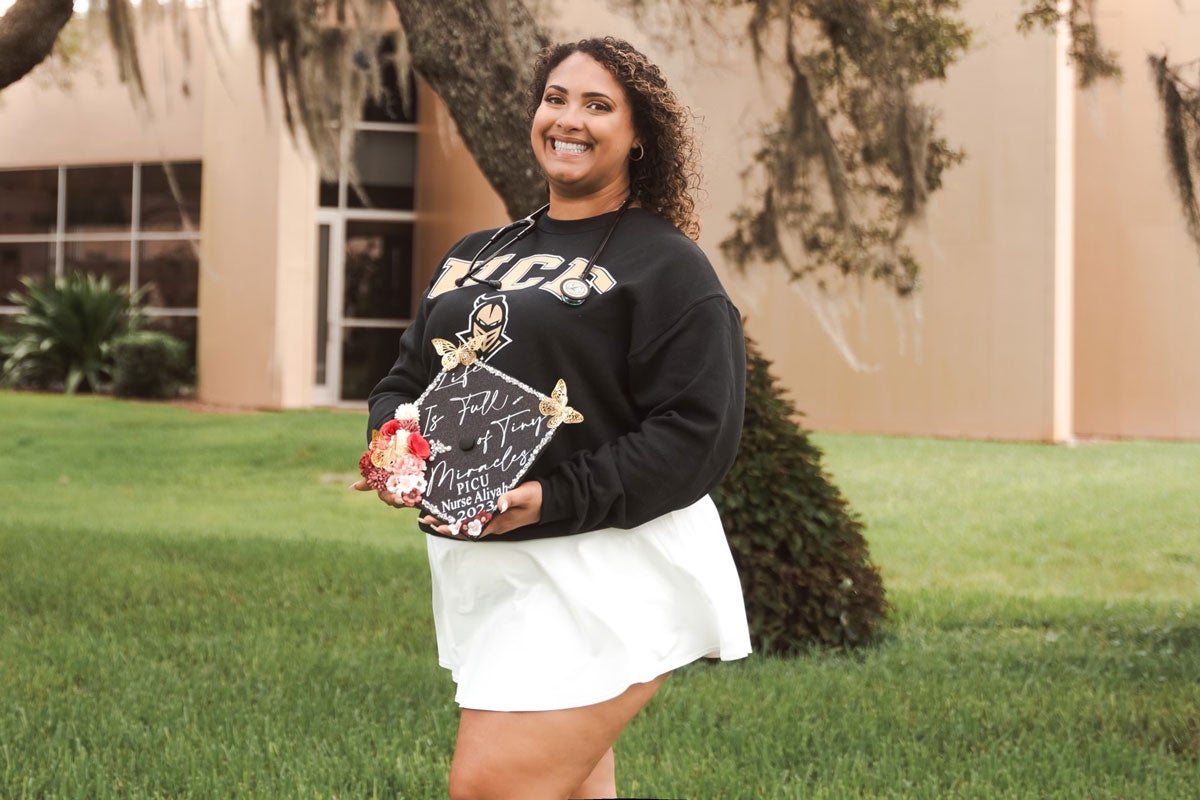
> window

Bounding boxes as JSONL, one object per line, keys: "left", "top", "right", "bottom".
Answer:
{"left": 140, "top": 163, "right": 203, "bottom": 231}
{"left": 0, "top": 162, "right": 203, "bottom": 365}
{"left": 0, "top": 241, "right": 54, "bottom": 298}
{"left": 0, "top": 168, "right": 58, "bottom": 235}
{"left": 66, "top": 165, "right": 133, "bottom": 233}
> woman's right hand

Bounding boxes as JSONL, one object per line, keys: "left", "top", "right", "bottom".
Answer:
{"left": 350, "top": 477, "right": 409, "bottom": 509}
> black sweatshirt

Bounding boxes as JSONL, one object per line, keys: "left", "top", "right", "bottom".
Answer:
{"left": 366, "top": 207, "right": 746, "bottom": 541}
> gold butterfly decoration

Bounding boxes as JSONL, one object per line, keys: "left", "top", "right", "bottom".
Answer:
{"left": 539, "top": 379, "right": 585, "bottom": 428}
{"left": 368, "top": 429, "right": 404, "bottom": 468}
{"left": 432, "top": 335, "right": 485, "bottom": 370}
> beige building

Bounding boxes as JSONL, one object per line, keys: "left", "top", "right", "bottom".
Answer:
{"left": 1, "top": 1, "right": 1197, "bottom": 441}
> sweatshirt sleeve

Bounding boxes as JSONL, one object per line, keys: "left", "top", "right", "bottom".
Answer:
{"left": 365, "top": 296, "right": 434, "bottom": 443}
{"left": 536, "top": 295, "right": 746, "bottom": 532}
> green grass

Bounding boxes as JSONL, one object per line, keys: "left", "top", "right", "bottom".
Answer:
{"left": 1, "top": 392, "right": 1198, "bottom": 798}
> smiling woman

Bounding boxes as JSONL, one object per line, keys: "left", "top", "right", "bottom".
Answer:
{"left": 529, "top": 52, "right": 640, "bottom": 212}
{"left": 526, "top": 37, "right": 702, "bottom": 239}
{"left": 356, "top": 36, "right": 749, "bottom": 800}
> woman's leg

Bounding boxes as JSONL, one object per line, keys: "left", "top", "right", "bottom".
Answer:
{"left": 570, "top": 747, "right": 615, "bottom": 799}
{"left": 448, "top": 673, "right": 668, "bottom": 800}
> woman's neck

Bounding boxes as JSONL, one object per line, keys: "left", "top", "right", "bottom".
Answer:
{"left": 547, "top": 182, "right": 631, "bottom": 220}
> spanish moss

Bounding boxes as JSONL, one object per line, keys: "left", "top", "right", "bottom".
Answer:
{"left": 718, "top": 0, "right": 971, "bottom": 299}
{"left": 1150, "top": 54, "right": 1200, "bottom": 258}
{"left": 1017, "top": 0, "right": 1122, "bottom": 88}
{"left": 250, "top": 0, "right": 402, "bottom": 185}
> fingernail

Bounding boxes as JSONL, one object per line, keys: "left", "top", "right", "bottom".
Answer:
{"left": 498, "top": 498, "right": 509, "bottom": 514}
{"left": 348, "top": 481, "right": 359, "bottom": 491}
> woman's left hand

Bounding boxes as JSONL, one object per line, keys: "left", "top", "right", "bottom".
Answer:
{"left": 419, "top": 480, "right": 543, "bottom": 539}
{"left": 483, "top": 481, "right": 542, "bottom": 536}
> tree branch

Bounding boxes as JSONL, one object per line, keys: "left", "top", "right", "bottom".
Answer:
{"left": 0, "top": 0, "right": 75, "bottom": 91}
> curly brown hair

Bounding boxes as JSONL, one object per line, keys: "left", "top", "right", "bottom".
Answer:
{"left": 527, "top": 37, "right": 702, "bottom": 240}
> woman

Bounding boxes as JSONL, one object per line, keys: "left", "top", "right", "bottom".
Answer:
{"left": 357, "top": 37, "right": 751, "bottom": 799}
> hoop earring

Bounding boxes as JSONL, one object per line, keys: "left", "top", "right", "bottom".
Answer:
{"left": 630, "top": 143, "right": 645, "bottom": 162}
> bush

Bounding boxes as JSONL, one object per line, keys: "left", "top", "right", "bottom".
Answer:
{"left": 0, "top": 273, "right": 146, "bottom": 393}
{"left": 111, "top": 331, "right": 190, "bottom": 399}
{"left": 713, "top": 335, "right": 887, "bottom": 654}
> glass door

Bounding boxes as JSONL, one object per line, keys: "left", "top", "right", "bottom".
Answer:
{"left": 313, "top": 139, "right": 417, "bottom": 404}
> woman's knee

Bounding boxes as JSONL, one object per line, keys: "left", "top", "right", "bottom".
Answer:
{"left": 447, "top": 759, "right": 489, "bottom": 800}
{"left": 448, "top": 757, "right": 569, "bottom": 800}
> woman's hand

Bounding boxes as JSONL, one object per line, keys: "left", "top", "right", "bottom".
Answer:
{"left": 483, "top": 481, "right": 542, "bottom": 536}
{"left": 355, "top": 477, "right": 542, "bottom": 540}
{"left": 350, "top": 477, "right": 409, "bottom": 509}
{"left": 416, "top": 481, "right": 543, "bottom": 540}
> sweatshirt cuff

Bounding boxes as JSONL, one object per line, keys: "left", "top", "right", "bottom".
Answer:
{"left": 536, "top": 475, "right": 573, "bottom": 526}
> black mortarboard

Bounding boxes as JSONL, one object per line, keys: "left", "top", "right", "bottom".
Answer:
{"left": 413, "top": 336, "right": 583, "bottom": 533}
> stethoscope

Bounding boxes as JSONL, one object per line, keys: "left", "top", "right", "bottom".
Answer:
{"left": 453, "top": 195, "right": 633, "bottom": 307}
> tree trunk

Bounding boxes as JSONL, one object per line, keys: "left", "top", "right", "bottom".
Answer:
{"left": 0, "top": 0, "right": 74, "bottom": 91}
{"left": 390, "top": 0, "right": 550, "bottom": 219}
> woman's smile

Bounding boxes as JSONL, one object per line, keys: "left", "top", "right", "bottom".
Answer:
{"left": 550, "top": 138, "right": 590, "bottom": 155}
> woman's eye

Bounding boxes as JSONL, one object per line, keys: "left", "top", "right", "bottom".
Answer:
{"left": 587, "top": 101, "right": 611, "bottom": 112}
{"left": 544, "top": 94, "right": 565, "bottom": 105}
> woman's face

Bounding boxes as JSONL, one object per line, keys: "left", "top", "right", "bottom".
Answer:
{"left": 530, "top": 52, "right": 639, "bottom": 201}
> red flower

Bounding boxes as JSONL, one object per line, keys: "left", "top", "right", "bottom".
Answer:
{"left": 380, "top": 419, "right": 401, "bottom": 438}
{"left": 358, "top": 452, "right": 374, "bottom": 477}
{"left": 365, "top": 466, "right": 390, "bottom": 492}
{"left": 408, "top": 433, "right": 431, "bottom": 459}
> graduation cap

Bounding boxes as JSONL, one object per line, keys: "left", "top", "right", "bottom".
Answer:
{"left": 413, "top": 335, "right": 583, "bottom": 534}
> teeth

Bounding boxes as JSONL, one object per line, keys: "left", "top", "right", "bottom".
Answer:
{"left": 553, "top": 140, "right": 588, "bottom": 154}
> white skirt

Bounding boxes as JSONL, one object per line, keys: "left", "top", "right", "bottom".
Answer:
{"left": 426, "top": 495, "right": 752, "bottom": 711}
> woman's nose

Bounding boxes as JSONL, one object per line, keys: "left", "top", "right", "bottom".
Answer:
{"left": 555, "top": 103, "right": 584, "bottom": 131}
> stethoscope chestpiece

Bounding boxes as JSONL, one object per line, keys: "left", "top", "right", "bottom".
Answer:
{"left": 559, "top": 278, "right": 591, "bottom": 306}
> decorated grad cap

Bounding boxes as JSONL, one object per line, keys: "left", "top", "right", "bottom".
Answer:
{"left": 414, "top": 335, "right": 583, "bottom": 537}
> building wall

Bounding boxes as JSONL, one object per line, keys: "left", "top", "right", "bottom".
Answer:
{"left": 1072, "top": 3, "right": 1200, "bottom": 440}
{"left": 0, "top": 21, "right": 203, "bottom": 166}
{"left": 196, "top": 3, "right": 318, "bottom": 409}
{"left": 710, "top": 3, "right": 1062, "bottom": 441}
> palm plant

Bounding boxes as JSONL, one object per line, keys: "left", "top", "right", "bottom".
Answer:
{"left": 0, "top": 273, "right": 147, "bottom": 393}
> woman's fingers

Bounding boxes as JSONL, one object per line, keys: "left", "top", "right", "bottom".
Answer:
{"left": 483, "top": 481, "right": 543, "bottom": 536}
{"left": 420, "top": 514, "right": 455, "bottom": 536}
{"left": 352, "top": 478, "right": 409, "bottom": 509}
{"left": 351, "top": 477, "right": 403, "bottom": 507}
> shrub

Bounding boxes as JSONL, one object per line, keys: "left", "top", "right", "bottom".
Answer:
{"left": 713, "top": 335, "right": 887, "bottom": 654}
{"left": 111, "top": 331, "right": 190, "bottom": 399}
{"left": 0, "top": 273, "right": 147, "bottom": 393}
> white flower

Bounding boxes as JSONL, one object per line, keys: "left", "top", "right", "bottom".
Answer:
{"left": 447, "top": 520, "right": 463, "bottom": 536}
{"left": 466, "top": 519, "right": 483, "bottom": 538}
{"left": 387, "top": 473, "right": 422, "bottom": 494}
{"left": 393, "top": 403, "right": 420, "bottom": 422}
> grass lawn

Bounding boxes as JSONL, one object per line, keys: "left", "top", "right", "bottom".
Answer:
{"left": 1, "top": 391, "right": 1198, "bottom": 799}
